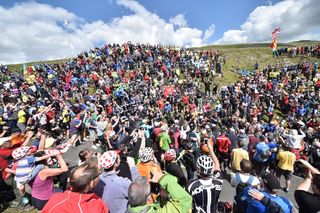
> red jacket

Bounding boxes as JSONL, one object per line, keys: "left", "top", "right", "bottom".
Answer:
{"left": 42, "top": 190, "right": 108, "bottom": 213}
{"left": 216, "top": 135, "right": 231, "bottom": 153}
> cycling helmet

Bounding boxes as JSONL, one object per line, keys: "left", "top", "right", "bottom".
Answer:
{"left": 197, "top": 155, "right": 214, "bottom": 176}
{"left": 139, "top": 147, "right": 154, "bottom": 163}
{"left": 164, "top": 149, "right": 176, "bottom": 161}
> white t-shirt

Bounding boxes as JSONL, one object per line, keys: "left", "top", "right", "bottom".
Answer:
{"left": 230, "top": 173, "right": 260, "bottom": 188}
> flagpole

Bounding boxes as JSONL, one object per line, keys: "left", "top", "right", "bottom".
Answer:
{"left": 64, "top": 19, "right": 73, "bottom": 60}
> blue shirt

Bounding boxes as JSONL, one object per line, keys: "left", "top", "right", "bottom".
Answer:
{"left": 95, "top": 166, "right": 139, "bottom": 213}
{"left": 253, "top": 142, "right": 270, "bottom": 162}
{"left": 297, "top": 107, "right": 306, "bottom": 116}
{"left": 244, "top": 187, "right": 292, "bottom": 213}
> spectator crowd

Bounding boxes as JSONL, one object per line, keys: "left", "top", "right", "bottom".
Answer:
{"left": 0, "top": 42, "right": 320, "bottom": 213}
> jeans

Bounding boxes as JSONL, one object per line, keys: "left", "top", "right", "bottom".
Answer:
{"left": 4, "top": 176, "right": 21, "bottom": 204}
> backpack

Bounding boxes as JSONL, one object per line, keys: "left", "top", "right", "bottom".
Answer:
{"left": 234, "top": 182, "right": 251, "bottom": 213}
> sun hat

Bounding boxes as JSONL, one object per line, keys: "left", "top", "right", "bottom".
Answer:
{"left": 12, "top": 146, "right": 37, "bottom": 160}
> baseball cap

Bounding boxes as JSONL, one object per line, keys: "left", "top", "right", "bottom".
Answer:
{"left": 262, "top": 173, "right": 280, "bottom": 191}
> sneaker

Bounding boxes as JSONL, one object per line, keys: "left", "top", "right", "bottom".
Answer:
{"left": 91, "top": 145, "right": 97, "bottom": 149}
{"left": 283, "top": 187, "right": 289, "bottom": 193}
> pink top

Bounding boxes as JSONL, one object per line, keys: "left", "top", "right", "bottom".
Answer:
{"left": 29, "top": 174, "right": 54, "bottom": 200}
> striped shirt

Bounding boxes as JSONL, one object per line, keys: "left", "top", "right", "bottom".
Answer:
{"left": 15, "top": 156, "right": 36, "bottom": 184}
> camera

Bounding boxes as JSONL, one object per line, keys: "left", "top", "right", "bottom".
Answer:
{"left": 203, "top": 138, "right": 210, "bottom": 144}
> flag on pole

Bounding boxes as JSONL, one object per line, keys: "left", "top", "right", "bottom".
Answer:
{"left": 271, "top": 27, "right": 281, "bottom": 39}
{"left": 270, "top": 27, "right": 281, "bottom": 54}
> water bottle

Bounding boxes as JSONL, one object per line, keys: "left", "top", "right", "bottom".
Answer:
{"left": 22, "top": 197, "right": 29, "bottom": 205}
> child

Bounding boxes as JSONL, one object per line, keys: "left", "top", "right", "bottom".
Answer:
{"left": 6, "top": 146, "right": 60, "bottom": 206}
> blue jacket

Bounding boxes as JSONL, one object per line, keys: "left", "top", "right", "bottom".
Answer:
{"left": 244, "top": 187, "right": 292, "bottom": 213}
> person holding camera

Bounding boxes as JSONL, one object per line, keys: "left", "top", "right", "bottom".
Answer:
{"left": 187, "top": 137, "right": 222, "bottom": 213}
{"left": 294, "top": 159, "right": 320, "bottom": 213}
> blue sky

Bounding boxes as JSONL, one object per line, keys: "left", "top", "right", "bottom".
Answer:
{"left": 0, "top": 0, "right": 281, "bottom": 43}
{"left": 0, "top": 0, "right": 319, "bottom": 64}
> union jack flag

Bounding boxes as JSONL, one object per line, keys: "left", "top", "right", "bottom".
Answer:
{"left": 271, "top": 27, "right": 281, "bottom": 39}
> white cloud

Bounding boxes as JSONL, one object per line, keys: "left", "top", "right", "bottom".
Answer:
{"left": 0, "top": 0, "right": 215, "bottom": 64}
{"left": 215, "top": 0, "right": 320, "bottom": 44}
{"left": 169, "top": 14, "right": 187, "bottom": 27}
{"left": 203, "top": 24, "right": 216, "bottom": 41}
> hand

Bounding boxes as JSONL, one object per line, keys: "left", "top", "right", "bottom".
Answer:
{"left": 207, "top": 141, "right": 213, "bottom": 151}
{"left": 248, "top": 189, "right": 264, "bottom": 201}
{"left": 127, "top": 156, "right": 135, "bottom": 168}
{"left": 51, "top": 150, "right": 61, "bottom": 157}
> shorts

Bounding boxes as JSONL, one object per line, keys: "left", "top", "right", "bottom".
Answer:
{"left": 276, "top": 168, "right": 292, "bottom": 180}
{"left": 218, "top": 152, "right": 230, "bottom": 161}
{"left": 61, "top": 122, "right": 70, "bottom": 130}
{"left": 31, "top": 196, "right": 48, "bottom": 210}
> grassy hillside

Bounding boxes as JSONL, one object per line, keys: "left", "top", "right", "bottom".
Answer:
{"left": 201, "top": 40, "right": 320, "bottom": 86}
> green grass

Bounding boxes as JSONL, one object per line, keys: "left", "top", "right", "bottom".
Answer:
{"left": 7, "top": 58, "right": 71, "bottom": 73}
{"left": 3, "top": 207, "right": 37, "bottom": 213}
{"left": 199, "top": 40, "right": 320, "bottom": 86}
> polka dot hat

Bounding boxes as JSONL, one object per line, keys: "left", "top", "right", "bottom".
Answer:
{"left": 99, "top": 151, "right": 118, "bottom": 169}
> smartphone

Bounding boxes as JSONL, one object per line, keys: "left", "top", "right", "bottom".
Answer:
{"left": 204, "top": 138, "right": 210, "bottom": 144}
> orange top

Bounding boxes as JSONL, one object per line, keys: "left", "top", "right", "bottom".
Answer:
{"left": 137, "top": 162, "right": 162, "bottom": 181}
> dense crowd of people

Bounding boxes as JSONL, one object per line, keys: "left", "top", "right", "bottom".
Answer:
{"left": 277, "top": 44, "right": 320, "bottom": 58}
{"left": 0, "top": 42, "right": 320, "bottom": 213}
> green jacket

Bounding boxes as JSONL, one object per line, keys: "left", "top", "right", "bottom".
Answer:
{"left": 127, "top": 174, "right": 192, "bottom": 213}
{"left": 158, "top": 132, "right": 172, "bottom": 152}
